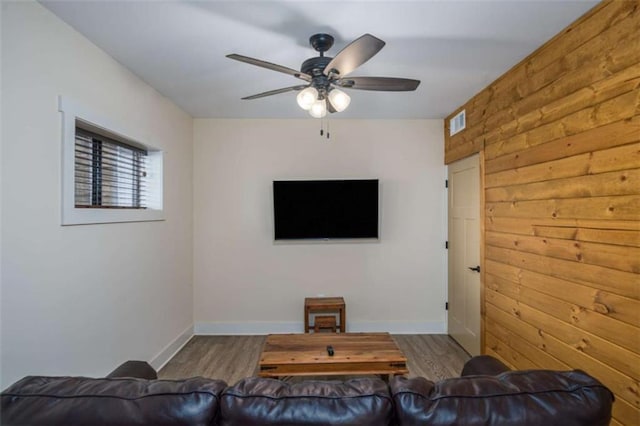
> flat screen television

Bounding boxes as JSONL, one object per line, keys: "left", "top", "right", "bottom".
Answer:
{"left": 273, "top": 179, "right": 379, "bottom": 240}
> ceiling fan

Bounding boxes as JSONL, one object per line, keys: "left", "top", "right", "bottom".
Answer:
{"left": 227, "top": 33, "right": 420, "bottom": 118}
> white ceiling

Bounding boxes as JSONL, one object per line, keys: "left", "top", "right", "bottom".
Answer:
{"left": 40, "top": 0, "right": 598, "bottom": 119}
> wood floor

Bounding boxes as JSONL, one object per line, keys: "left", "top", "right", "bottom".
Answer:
{"left": 159, "top": 334, "right": 470, "bottom": 385}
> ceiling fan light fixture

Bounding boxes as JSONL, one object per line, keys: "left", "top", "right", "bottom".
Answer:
{"left": 228, "top": 33, "right": 421, "bottom": 122}
{"left": 328, "top": 88, "right": 351, "bottom": 112}
{"left": 296, "top": 87, "right": 318, "bottom": 110}
{"left": 309, "top": 99, "right": 327, "bottom": 118}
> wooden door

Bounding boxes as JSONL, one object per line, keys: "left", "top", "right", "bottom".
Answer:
{"left": 447, "top": 153, "right": 481, "bottom": 356}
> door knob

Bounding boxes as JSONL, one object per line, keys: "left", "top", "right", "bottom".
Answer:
{"left": 468, "top": 266, "right": 481, "bottom": 272}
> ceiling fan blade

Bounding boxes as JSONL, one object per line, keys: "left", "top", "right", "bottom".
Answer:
{"left": 227, "top": 54, "right": 311, "bottom": 82}
{"left": 241, "top": 85, "right": 308, "bottom": 100}
{"left": 323, "top": 34, "right": 385, "bottom": 78}
{"left": 334, "top": 77, "right": 420, "bottom": 91}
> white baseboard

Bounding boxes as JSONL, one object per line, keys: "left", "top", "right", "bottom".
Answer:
{"left": 150, "top": 324, "right": 194, "bottom": 371}
{"left": 347, "top": 321, "right": 446, "bottom": 334}
{"left": 195, "top": 321, "right": 302, "bottom": 335}
{"left": 194, "top": 321, "right": 445, "bottom": 335}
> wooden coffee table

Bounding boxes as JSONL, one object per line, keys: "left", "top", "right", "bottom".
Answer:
{"left": 258, "top": 332, "right": 408, "bottom": 379}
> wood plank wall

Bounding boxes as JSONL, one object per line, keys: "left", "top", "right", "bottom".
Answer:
{"left": 443, "top": 2, "right": 639, "bottom": 424}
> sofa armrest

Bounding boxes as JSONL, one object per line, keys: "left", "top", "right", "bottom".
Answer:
{"left": 461, "top": 355, "right": 511, "bottom": 376}
{"left": 106, "top": 360, "right": 157, "bottom": 379}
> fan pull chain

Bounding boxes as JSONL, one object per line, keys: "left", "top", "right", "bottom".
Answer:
{"left": 318, "top": 117, "right": 330, "bottom": 139}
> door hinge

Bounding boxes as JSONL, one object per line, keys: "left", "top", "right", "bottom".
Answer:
{"left": 445, "top": 179, "right": 448, "bottom": 188}
{"left": 445, "top": 302, "right": 449, "bottom": 311}
{"left": 445, "top": 241, "right": 448, "bottom": 249}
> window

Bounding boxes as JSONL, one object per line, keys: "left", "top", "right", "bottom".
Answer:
{"left": 59, "top": 96, "right": 164, "bottom": 225}
{"left": 74, "top": 128, "right": 147, "bottom": 209}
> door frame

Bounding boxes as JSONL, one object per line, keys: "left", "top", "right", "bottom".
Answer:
{"left": 446, "top": 151, "right": 486, "bottom": 355}
{"left": 478, "top": 150, "right": 486, "bottom": 355}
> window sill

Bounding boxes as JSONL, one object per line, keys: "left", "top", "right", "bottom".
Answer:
{"left": 62, "top": 207, "right": 164, "bottom": 226}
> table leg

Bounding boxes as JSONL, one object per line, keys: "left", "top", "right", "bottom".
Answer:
{"left": 304, "top": 306, "right": 309, "bottom": 333}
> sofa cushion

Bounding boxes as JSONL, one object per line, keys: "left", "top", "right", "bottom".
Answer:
{"left": 219, "top": 377, "right": 393, "bottom": 426}
{"left": 1, "top": 376, "right": 227, "bottom": 426}
{"left": 391, "top": 370, "right": 613, "bottom": 426}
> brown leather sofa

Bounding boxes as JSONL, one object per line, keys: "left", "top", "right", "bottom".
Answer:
{"left": 1, "top": 355, "right": 613, "bottom": 425}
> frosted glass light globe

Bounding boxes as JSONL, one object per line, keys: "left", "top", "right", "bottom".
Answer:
{"left": 309, "top": 99, "right": 327, "bottom": 118}
{"left": 296, "top": 87, "right": 318, "bottom": 110}
{"left": 328, "top": 88, "right": 351, "bottom": 112}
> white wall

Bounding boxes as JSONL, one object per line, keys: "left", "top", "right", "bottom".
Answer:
{"left": 194, "top": 119, "right": 446, "bottom": 334}
{"left": 0, "top": 2, "right": 193, "bottom": 388}
{"left": 0, "top": 1, "right": 4, "bottom": 382}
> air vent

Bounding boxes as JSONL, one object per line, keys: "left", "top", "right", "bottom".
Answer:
{"left": 449, "top": 109, "right": 466, "bottom": 136}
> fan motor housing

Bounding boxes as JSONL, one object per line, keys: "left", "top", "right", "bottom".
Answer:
{"left": 301, "top": 56, "right": 333, "bottom": 76}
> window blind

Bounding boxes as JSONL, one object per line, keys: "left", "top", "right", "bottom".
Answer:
{"left": 74, "top": 128, "right": 147, "bottom": 209}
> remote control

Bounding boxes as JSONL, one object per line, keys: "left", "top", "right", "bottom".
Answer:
{"left": 327, "top": 345, "right": 334, "bottom": 356}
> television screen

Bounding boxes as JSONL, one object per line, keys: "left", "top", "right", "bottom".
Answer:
{"left": 273, "top": 179, "right": 379, "bottom": 240}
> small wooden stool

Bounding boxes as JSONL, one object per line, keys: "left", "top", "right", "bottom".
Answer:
{"left": 314, "top": 315, "right": 337, "bottom": 333}
{"left": 305, "top": 297, "right": 346, "bottom": 333}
